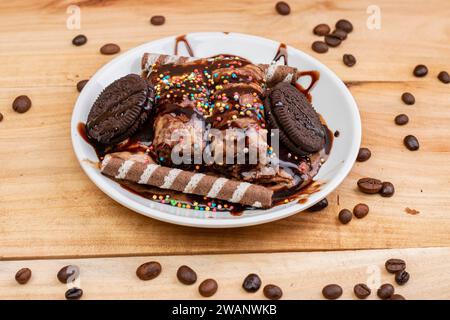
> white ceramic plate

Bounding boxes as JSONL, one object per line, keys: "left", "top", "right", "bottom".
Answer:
{"left": 71, "top": 32, "right": 361, "bottom": 228}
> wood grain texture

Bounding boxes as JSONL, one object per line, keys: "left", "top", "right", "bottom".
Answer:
{"left": 1, "top": 0, "right": 450, "bottom": 259}
{"left": 1, "top": 247, "right": 449, "bottom": 299}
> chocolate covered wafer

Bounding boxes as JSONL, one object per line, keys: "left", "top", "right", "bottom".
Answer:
{"left": 101, "top": 152, "right": 273, "bottom": 208}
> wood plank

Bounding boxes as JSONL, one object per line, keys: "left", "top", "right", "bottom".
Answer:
{"left": 1, "top": 247, "right": 449, "bottom": 299}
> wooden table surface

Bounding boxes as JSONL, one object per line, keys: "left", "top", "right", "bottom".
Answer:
{"left": 0, "top": 0, "right": 449, "bottom": 299}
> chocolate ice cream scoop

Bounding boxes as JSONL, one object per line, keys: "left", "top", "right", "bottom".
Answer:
{"left": 265, "top": 82, "right": 325, "bottom": 155}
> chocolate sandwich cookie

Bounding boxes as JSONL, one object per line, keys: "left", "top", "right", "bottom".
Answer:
{"left": 265, "top": 82, "right": 325, "bottom": 156}
{"left": 86, "top": 74, "right": 154, "bottom": 145}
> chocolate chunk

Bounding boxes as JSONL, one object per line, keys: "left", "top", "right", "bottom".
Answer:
{"left": 12, "top": 95, "right": 32, "bottom": 113}
{"left": 86, "top": 74, "right": 154, "bottom": 145}
{"left": 275, "top": 1, "right": 291, "bottom": 15}
{"left": 343, "top": 54, "right": 356, "bottom": 67}
{"left": 353, "top": 203, "right": 369, "bottom": 218}
{"left": 380, "top": 181, "right": 395, "bottom": 197}
{"left": 437, "top": 71, "right": 450, "bottom": 84}
{"left": 395, "top": 270, "right": 410, "bottom": 285}
{"left": 77, "top": 79, "right": 89, "bottom": 92}
{"left": 199, "top": 279, "right": 218, "bottom": 297}
{"left": 332, "top": 29, "right": 347, "bottom": 40}
{"left": 313, "top": 24, "right": 330, "bottom": 36}
{"left": 385, "top": 258, "right": 406, "bottom": 274}
{"left": 177, "top": 265, "right": 197, "bottom": 285}
{"left": 403, "top": 135, "right": 419, "bottom": 151}
{"left": 413, "top": 64, "right": 428, "bottom": 77}
{"left": 242, "top": 273, "right": 262, "bottom": 293}
{"left": 354, "top": 283, "right": 371, "bottom": 299}
{"left": 57, "top": 265, "right": 80, "bottom": 284}
{"left": 401, "top": 92, "right": 415, "bottom": 105}
{"left": 15, "top": 268, "right": 32, "bottom": 284}
{"left": 72, "top": 34, "right": 87, "bottom": 46}
{"left": 150, "top": 15, "right": 165, "bottom": 26}
{"left": 263, "top": 284, "right": 283, "bottom": 300}
{"left": 338, "top": 209, "right": 352, "bottom": 224}
{"left": 377, "top": 283, "right": 394, "bottom": 299}
{"left": 356, "top": 147, "right": 371, "bottom": 162}
{"left": 312, "top": 41, "right": 328, "bottom": 53}
{"left": 136, "top": 261, "right": 162, "bottom": 280}
{"left": 395, "top": 114, "right": 409, "bottom": 125}
{"left": 100, "top": 43, "right": 120, "bottom": 55}
{"left": 65, "top": 287, "right": 83, "bottom": 300}
{"left": 357, "top": 177, "right": 383, "bottom": 194}
{"left": 324, "top": 35, "right": 341, "bottom": 47}
{"left": 308, "top": 198, "right": 328, "bottom": 212}
{"left": 336, "top": 19, "right": 353, "bottom": 33}
{"left": 322, "top": 284, "right": 343, "bottom": 299}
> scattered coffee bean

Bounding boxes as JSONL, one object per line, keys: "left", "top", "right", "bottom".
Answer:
{"left": 177, "top": 265, "right": 197, "bottom": 285}
{"left": 338, "top": 209, "right": 352, "bottom": 224}
{"left": 72, "top": 34, "right": 87, "bottom": 46}
{"left": 57, "top": 265, "right": 80, "bottom": 284}
{"left": 403, "top": 135, "right": 419, "bottom": 151}
{"left": 136, "top": 261, "right": 162, "bottom": 280}
{"left": 308, "top": 198, "right": 328, "bottom": 212}
{"left": 380, "top": 181, "right": 395, "bottom": 197}
{"left": 385, "top": 258, "right": 406, "bottom": 274}
{"left": 312, "top": 41, "right": 328, "bottom": 53}
{"left": 377, "top": 283, "right": 394, "bottom": 299}
{"left": 76, "top": 79, "right": 89, "bottom": 92}
{"left": 353, "top": 203, "right": 369, "bottom": 219}
{"left": 394, "top": 114, "right": 409, "bottom": 125}
{"left": 334, "top": 130, "right": 340, "bottom": 137}
{"left": 336, "top": 19, "right": 353, "bottom": 33}
{"left": 395, "top": 270, "right": 410, "bottom": 285}
{"left": 357, "top": 147, "right": 371, "bottom": 162}
{"left": 65, "top": 287, "right": 83, "bottom": 300}
{"left": 322, "top": 284, "right": 343, "bottom": 299}
{"left": 324, "top": 34, "right": 341, "bottom": 47}
{"left": 15, "top": 268, "right": 32, "bottom": 284}
{"left": 100, "top": 43, "right": 120, "bottom": 55}
{"left": 242, "top": 273, "right": 262, "bottom": 293}
{"left": 343, "top": 54, "right": 356, "bottom": 67}
{"left": 354, "top": 283, "right": 371, "bottom": 299}
{"left": 150, "top": 15, "right": 165, "bottom": 26}
{"left": 390, "top": 294, "right": 406, "bottom": 300}
{"left": 313, "top": 24, "right": 330, "bottom": 36}
{"left": 413, "top": 64, "right": 428, "bottom": 77}
{"left": 357, "top": 177, "right": 383, "bottom": 194}
{"left": 199, "top": 279, "right": 218, "bottom": 297}
{"left": 275, "top": 1, "right": 290, "bottom": 15}
{"left": 437, "top": 71, "right": 450, "bottom": 84}
{"left": 401, "top": 92, "right": 415, "bottom": 105}
{"left": 0, "top": 112, "right": 3, "bottom": 122}
{"left": 12, "top": 95, "right": 32, "bottom": 113}
{"left": 332, "top": 29, "right": 347, "bottom": 40}
{"left": 263, "top": 284, "right": 283, "bottom": 300}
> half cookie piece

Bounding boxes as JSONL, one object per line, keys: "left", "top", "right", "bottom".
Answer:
{"left": 265, "top": 82, "right": 326, "bottom": 156}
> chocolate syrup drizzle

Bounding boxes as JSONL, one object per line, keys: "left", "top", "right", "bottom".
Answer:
{"left": 174, "top": 34, "right": 194, "bottom": 57}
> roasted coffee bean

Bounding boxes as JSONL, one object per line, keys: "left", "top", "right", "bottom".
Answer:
{"left": 76, "top": 79, "right": 89, "bottom": 92}
{"left": 332, "top": 29, "right": 347, "bottom": 40}
{"left": 357, "top": 177, "right": 383, "bottom": 194}
{"left": 395, "top": 114, "right": 409, "bottom": 125}
{"left": 100, "top": 43, "right": 120, "bottom": 55}
{"left": 263, "top": 284, "right": 283, "bottom": 300}
{"left": 403, "top": 135, "right": 419, "bottom": 151}
{"left": 65, "top": 287, "right": 83, "bottom": 300}
{"left": 324, "top": 35, "right": 341, "bottom": 47}
{"left": 380, "top": 182, "right": 395, "bottom": 197}
{"left": 322, "top": 284, "right": 343, "bottom": 299}
{"left": 336, "top": 19, "right": 353, "bottom": 33}
{"left": 413, "top": 64, "right": 428, "bottom": 77}
{"left": 57, "top": 265, "right": 80, "bottom": 284}
{"left": 357, "top": 147, "right": 371, "bottom": 162}
{"left": 437, "top": 71, "right": 450, "bottom": 84}
{"left": 343, "top": 54, "right": 356, "bottom": 67}
{"left": 275, "top": 1, "right": 290, "bottom": 15}
{"left": 308, "top": 198, "right": 328, "bottom": 212}
{"left": 338, "top": 209, "right": 352, "bottom": 224}
{"left": 150, "top": 15, "right": 165, "bottom": 26}
{"left": 377, "top": 283, "right": 394, "bottom": 299}
{"left": 15, "top": 268, "right": 32, "bottom": 284}
{"left": 390, "top": 294, "right": 406, "bottom": 300}
{"left": 334, "top": 130, "right": 340, "bottom": 137}
{"left": 353, "top": 203, "right": 369, "bottom": 219}
{"left": 72, "top": 34, "right": 87, "bottom": 46}
{"left": 136, "top": 261, "right": 162, "bottom": 280}
{"left": 401, "top": 92, "right": 415, "bottom": 105}
{"left": 312, "top": 41, "right": 328, "bottom": 53}
{"left": 354, "top": 283, "right": 371, "bottom": 299}
{"left": 395, "top": 270, "right": 410, "bottom": 285}
{"left": 385, "top": 258, "right": 406, "bottom": 274}
{"left": 12, "top": 95, "right": 32, "bottom": 113}
{"left": 199, "top": 279, "right": 218, "bottom": 297}
{"left": 0, "top": 112, "right": 3, "bottom": 122}
{"left": 313, "top": 24, "right": 330, "bottom": 36}
{"left": 177, "top": 265, "right": 197, "bottom": 285}
{"left": 242, "top": 273, "right": 262, "bottom": 293}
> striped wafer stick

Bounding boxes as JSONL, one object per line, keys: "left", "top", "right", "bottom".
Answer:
{"left": 101, "top": 153, "right": 273, "bottom": 208}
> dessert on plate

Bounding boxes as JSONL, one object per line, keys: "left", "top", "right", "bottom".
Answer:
{"left": 80, "top": 52, "right": 332, "bottom": 213}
